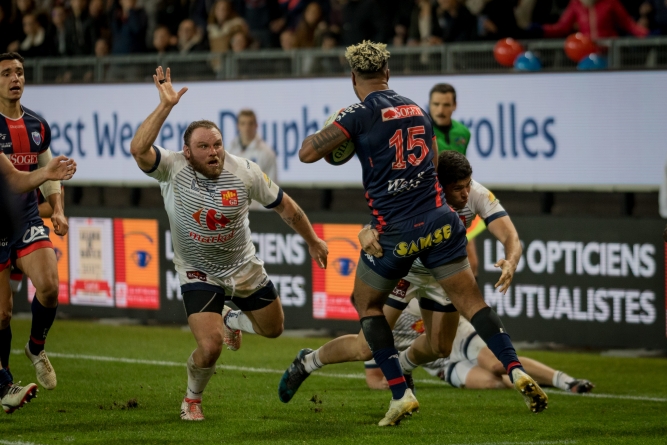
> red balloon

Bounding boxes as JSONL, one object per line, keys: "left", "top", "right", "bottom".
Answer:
{"left": 564, "top": 33, "right": 597, "bottom": 62}
{"left": 493, "top": 38, "right": 524, "bottom": 67}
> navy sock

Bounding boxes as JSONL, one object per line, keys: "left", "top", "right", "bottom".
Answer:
{"left": 0, "top": 368, "right": 12, "bottom": 388}
{"left": 29, "top": 297, "right": 58, "bottom": 356}
{"left": 0, "top": 325, "right": 11, "bottom": 369}
{"left": 470, "top": 307, "right": 523, "bottom": 381}
{"left": 360, "top": 315, "right": 407, "bottom": 400}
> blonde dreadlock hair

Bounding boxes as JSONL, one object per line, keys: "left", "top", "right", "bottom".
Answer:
{"left": 344, "top": 40, "right": 390, "bottom": 75}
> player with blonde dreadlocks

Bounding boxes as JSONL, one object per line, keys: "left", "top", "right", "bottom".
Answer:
{"left": 279, "top": 41, "right": 547, "bottom": 426}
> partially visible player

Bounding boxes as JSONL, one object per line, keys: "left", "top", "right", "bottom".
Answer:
{"left": 365, "top": 299, "right": 595, "bottom": 394}
{"left": 283, "top": 42, "right": 546, "bottom": 426}
{"left": 130, "top": 66, "right": 328, "bottom": 421}
{"left": 429, "top": 84, "right": 470, "bottom": 156}
{"left": 0, "top": 52, "right": 74, "bottom": 414}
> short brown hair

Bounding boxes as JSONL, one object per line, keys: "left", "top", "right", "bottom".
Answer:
{"left": 183, "top": 120, "right": 222, "bottom": 146}
{"left": 429, "top": 83, "right": 456, "bottom": 104}
{"left": 0, "top": 52, "right": 25, "bottom": 67}
{"left": 237, "top": 109, "right": 257, "bottom": 124}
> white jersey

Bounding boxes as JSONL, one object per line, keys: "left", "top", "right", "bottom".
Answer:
{"left": 146, "top": 146, "right": 282, "bottom": 278}
{"left": 410, "top": 179, "right": 506, "bottom": 275}
{"left": 226, "top": 136, "right": 278, "bottom": 211}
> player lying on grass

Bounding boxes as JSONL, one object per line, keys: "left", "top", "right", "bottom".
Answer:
{"left": 0, "top": 52, "right": 77, "bottom": 415}
{"left": 365, "top": 299, "right": 594, "bottom": 393}
{"left": 130, "top": 66, "right": 328, "bottom": 421}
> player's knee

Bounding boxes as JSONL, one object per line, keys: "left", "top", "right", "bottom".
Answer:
{"left": 199, "top": 338, "right": 223, "bottom": 362}
{"left": 37, "top": 277, "right": 59, "bottom": 304}
{"left": 259, "top": 322, "right": 283, "bottom": 339}
{"left": 432, "top": 342, "right": 452, "bottom": 359}
{"left": 0, "top": 309, "right": 11, "bottom": 329}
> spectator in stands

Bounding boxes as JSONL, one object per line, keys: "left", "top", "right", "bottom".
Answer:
{"left": 541, "top": 0, "right": 649, "bottom": 38}
{"left": 111, "top": 0, "right": 148, "bottom": 54}
{"left": 280, "top": 28, "right": 296, "bottom": 50}
{"left": 230, "top": 29, "right": 251, "bottom": 51}
{"left": 65, "top": 0, "right": 96, "bottom": 55}
{"left": 6, "top": 0, "right": 36, "bottom": 52}
{"left": 340, "top": 0, "right": 391, "bottom": 46}
{"left": 207, "top": 0, "right": 248, "bottom": 53}
{"left": 434, "top": 0, "right": 477, "bottom": 42}
{"left": 152, "top": 24, "right": 177, "bottom": 53}
{"left": 279, "top": 0, "right": 330, "bottom": 31}
{"left": 316, "top": 30, "right": 345, "bottom": 73}
{"left": 639, "top": 0, "right": 667, "bottom": 35}
{"left": 479, "top": 0, "right": 527, "bottom": 39}
{"left": 243, "top": 0, "right": 284, "bottom": 48}
{"left": 14, "top": 13, "right": 52, "bottom": 57}
{"left": 95, "top": 37, "right": 110, "bottom": 56}
{"left": 48, "top": 5, "right": 68, "bottom": 56}
{"left": 226, "top": 109, "right": 277, "bottom": 211}
{"left": 156, "top": 0, "right": 191, "bottom": 35}
{"left": 294, "top": 1, "right": 326, "bottom": 47}
{"left": 408, "top": 0, "right": 443, "bottom": 46}
{"left": 177, "top": 18, "right": 207, "bottom": 53}
{"left": 89, "top": 0, "right": 110, "bottom": 42}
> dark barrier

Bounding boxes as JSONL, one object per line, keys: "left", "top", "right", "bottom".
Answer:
{"left": 13, "top": 208, "right": 666, "bottom": 349}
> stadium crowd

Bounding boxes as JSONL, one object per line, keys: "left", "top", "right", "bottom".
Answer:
{"left": 0, "top": 0, "right": 661, "bottom": 60}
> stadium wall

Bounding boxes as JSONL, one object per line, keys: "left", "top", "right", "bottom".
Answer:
{"left": 12, "top": 208, "right": 667, "bottom": 350}
{"left": 22, "top": 70, "right": 667, "bottom": 191}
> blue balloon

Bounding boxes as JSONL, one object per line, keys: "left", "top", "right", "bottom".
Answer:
{"left": 577, "top": 54, "right": 607, "bottom": 70}
{"left": 513, "top": 51, "right": 542, "bottom": 72}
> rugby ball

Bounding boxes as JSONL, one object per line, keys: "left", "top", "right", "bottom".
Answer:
{"left": 321, "top": 108, "right": 356, "bottom": 166}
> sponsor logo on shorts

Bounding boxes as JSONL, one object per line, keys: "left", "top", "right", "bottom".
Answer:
{"left": 32, "top": 131, "right": 41, "bottom": 145}
{"left": 186, "top": 271, "right": 207, "bottom": 282}
{"left": 393, "top": 224, "right": 452, "bottom": 258}
{"left": 8, "top": 153, "right": 38, "bottom": 165}
{"left": 188, "top": 231, "right": 234, "bottom": 244}
{"left": 381, "top": 105, "right": 424, "bottom": 122}
{"left": 391, "top": 279, "right": 411, "bottom": 299}
{"left": 364, "top": 253, "right": 375, "bottom": 265}
{"left": 221, "top": 190, "right": 239, "bottom": 206}
{"left": 22, "top": 225, "right": 49, "bottom": 244}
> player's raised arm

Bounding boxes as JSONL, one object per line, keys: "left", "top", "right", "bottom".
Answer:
{"left": 273, "top": 193, "right": 328, "bottom": 269}
{"left": 0, "top": 152, "right": 76, "bottom": 194}
{"left": 299, "top": 122, "right": 349, "bottom": 163}
{"left": 486, "top": 215, "right": 522, "bottom": 294}
{"left": 130, "top": 66, "right": 188, "bottom": 171}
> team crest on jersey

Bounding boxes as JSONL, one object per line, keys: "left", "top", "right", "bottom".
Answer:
{"left": 381, "top": 105, "right": 424, "bottom": 122}
{"left": 455, "top": 137, "right": 467, "bottom": 147}
{"left": 411, "top": 319, "right": 425, "bottom": 334}
{"left": 31, "top": 131, "right": 41, "bottom": 145}
{"left": 221, "top": 190, "right": 239, "bottom": 206}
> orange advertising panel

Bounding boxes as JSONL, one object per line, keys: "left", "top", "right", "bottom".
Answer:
{"left": 312, "top": 224, "right": 362, "bottom": 320}
{"left": 27, "top": 218, "right": 69, "bottom": 305}
{"left": 114, "top": 219, "right": 160, "bottom": 309}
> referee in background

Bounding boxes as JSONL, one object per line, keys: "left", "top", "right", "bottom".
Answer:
{"left": 428, "top": 83, "right": 470, "bottom": 155}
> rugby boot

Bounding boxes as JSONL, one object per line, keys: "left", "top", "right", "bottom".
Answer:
{"left": 511, "top": 368, "right": 548, "bottom": 413}
{"left": 278, "top": 348, "right": 312, "bottom": 403}
{"left": 378, "top": 388, "right": 419, "bottom": 426}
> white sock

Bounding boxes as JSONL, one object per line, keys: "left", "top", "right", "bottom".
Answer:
{"left": 186, "top": 352, "right": 215, "bottom": 401}
{"left": 224, "top": 310, "right": 256, "bottom": 334}
{"left": 552, "top": 370, "right": 575, "bottom": 391}
{"left": 399, "top": 349, "right": 418, "bottom": 374}
{"left": 303, "top": 349, "right": 323, "bottom": 374}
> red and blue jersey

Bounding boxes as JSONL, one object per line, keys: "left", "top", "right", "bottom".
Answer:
{"left": 0, "top": 106, "right": 52, "bottom": 223}
{"left": 333, "top": 90, "right": 445, "bottom": 231}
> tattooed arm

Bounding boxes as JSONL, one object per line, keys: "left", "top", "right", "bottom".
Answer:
{"left": 299, "top": 123, "right": 349, "bottom": 163}
{"left": 273, "top": 193, "right": 328, "bottom": 269}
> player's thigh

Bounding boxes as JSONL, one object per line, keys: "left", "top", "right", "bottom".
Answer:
{"left": 435, "top": 266, "right": 487, "bottom": 321}
{"left": 476, "top": 344, "right": 504, "bottom": 376}
{"left": 352, "top": 272, "right": 392, "bottom": 317}
{"left": 240, "top": 297, "right": 284, "bottom": 338}
{"left": 16, "top": 247, "right": 58, "bottom": 297}
{"left": 0, "top": 268, "right": 12, "bottom": 326}
{"left": 187, "top": 311, "right": 224, "bottom": 354}
{"left": 427, "top": 310, "right": 459, "bottom": 357}
{"left": 464, "top": 365, "right": 506, "bottom": 390}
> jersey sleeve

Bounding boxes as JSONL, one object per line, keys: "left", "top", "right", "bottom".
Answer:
{"left": 468, "top": 181, "right": 507, "bottom": 225}
{"left": 247, "top": 160, "right": 283, "bottom": 208}
{"left": 144, "top": 145, "right": 179, "bottom": 183}
{"left": 333, "top": 103, "right": 373, "bottom": 140}
{"left": 41, "top": 120, "right": 52, "bottom": 154}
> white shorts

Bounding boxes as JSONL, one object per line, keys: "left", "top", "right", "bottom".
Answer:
{"left": 386, "top": 270, "right": 454, "bottom": 312}
{"left": 178, "top": 256, "right": 269, "bottom": 299}
{"left": 442, "top": 359, "right": 476, "bottom": 388}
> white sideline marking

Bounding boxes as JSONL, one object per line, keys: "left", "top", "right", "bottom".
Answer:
{"left": 450, "top": 441, "right": 576, "bottom": 445}
{"left": 0, "top": 441, "right": 46, "bottom": 445}
{"left": 11, "top": 350, "right": 667, "bottom": 402}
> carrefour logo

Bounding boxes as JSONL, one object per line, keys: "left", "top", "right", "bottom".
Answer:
{"left": 460, "top": 103, "right": 556, "bottom": 159}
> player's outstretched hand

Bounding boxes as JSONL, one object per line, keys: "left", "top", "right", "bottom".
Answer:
{"left": 153, "top": 66, "right": 188, "bottom": 107}
{"left": 359, "top": 226, "right": 383, "bottom": 258}
{"left": 45, "top": 155, "right": 76, "bottom": 181}
{"left": 309, "top": 239, "right": 328, "bottom": 269}
{"left": 493, "top": 259, "right": 516, "bottom": 294}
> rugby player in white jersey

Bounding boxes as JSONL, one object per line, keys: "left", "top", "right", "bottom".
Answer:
{"left": 365, "top": 299, "right": 594, "bottom": 394}
{"left": 130, "top": 67, "right": 328, "bottom": 421}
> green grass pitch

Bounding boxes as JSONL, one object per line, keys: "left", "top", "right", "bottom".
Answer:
{"left": 2, "top": 319, "right": 667, "bottom": 445}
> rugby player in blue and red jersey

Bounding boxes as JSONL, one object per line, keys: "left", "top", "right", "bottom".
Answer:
{"left": 279, "top": 42, "right": 547, "bottom": 425}
{"left": 0, "top": 52, "right": 74, "bottom": 414}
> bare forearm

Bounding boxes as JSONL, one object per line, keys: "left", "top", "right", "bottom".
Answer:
{"left": 131, "top": 103, "right": 173, "bottom": 157}
{"left": 47, "top": 192, "right": 63, "bottom": 215}
{"left": 502, "top": 234, "right": 522, "bottom": 267}
{"left": 276, "top": 196, "right": 318, "bottom": 244}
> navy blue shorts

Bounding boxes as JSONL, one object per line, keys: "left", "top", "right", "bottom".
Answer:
{"left": 359, "top": 206, "right": 467, "bottom": 280}
{"left": 0, "top": 217, "right": 52, "bottom": 272}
